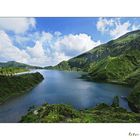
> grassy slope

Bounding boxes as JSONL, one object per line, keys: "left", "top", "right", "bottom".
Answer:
{"left": 20, "top": 103, "right": 140, "bottom": 123}
{"left": 86, "top": 50, "right": 140, "bottom": 81}
{"left": 0, "top": 72, "right": 44, "bottom": 103}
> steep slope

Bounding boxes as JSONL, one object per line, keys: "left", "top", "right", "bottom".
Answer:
{"left": 84, "top": 50, "right": 140, "bottom": 82}
{"left": 52, "top": 30, "right": 140, "bottom": 71}
{"left": 125, "top": 67, "right": 140, "bottom": 112}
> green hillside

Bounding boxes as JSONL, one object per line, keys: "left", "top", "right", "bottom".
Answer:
{"left": 85, "top": 51, "right": 140, "bottom": 82}
{"left": 51, "top": 30, "right": 140, "bottom": 71}
{"left": 0, "top": 72, "right": 44, "bottom": 103}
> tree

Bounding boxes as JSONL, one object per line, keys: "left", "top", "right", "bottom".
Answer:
{"left": 111, "top": 96, "right": 119, "bottom": 107}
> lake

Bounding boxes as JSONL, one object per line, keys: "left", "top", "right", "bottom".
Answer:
{"left": 0, "top": 70, "right": 132, "bottom": 122}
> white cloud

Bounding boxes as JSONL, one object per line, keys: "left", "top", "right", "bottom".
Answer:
{"left": 54, "top": 31, "right": 62, "bottom": 36}
{"left": 53, "top": 33, "right": 101, "bottom": 57}
{"left": 40, "top": 33, "right": 101, "bottom": 66}
{"left": 24, "top": 32, "right": 101, "bottom": 66}
{"left": 27, "top": 41, "right": 45, "bottom": 58}
{"left": 132, "top": 24, "right": 140, "bottom": 31}
{"left": 0, "top": 17, "right": 102, "bottom": 66}
{"left": 0, "top": 30, "right": 48, "bottom": 66}
{"left": 96, "top": 17, "right": 114, "bottom": 33}
{"left": 96, "top": 18, "right": 140, "bottom": 39}
{"left": 0, "top": 29, "right": 101, "bottom": 66}
{"left": 44, "top": 51, "right": 70, "bottom": 66}
{"left": 16, "top": 31, "right": 53, "bottom": 44}
{"left": 30, "top": 33, "right": 101, "bottom": 66}
{"left": 40, "top": 32, "right": 53, "bottom": 42}
{"left": 15, "top": 35, "right": 30, "bottom": 44}
{"left": 0, "top": 30, "right": 30, "bottom": 63}
{"left": 0, "top": 18, "right": 36, "bottom": 34}
{"left": 0, "top": 30, "right": 69, "bottom": 66}
{"left": 110, "top": 21, "right": 131, "bottom": 38}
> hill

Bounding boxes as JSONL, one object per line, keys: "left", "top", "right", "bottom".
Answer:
{"left": 83, "top": 50, "right": 140, "bottom": 82}
{"left": 0, "top": 61, "right": 42, "bottom": 69}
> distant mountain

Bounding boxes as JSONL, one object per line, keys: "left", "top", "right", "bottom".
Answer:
{"left": 0, "top": 61, "right": 42, "bottom": 69}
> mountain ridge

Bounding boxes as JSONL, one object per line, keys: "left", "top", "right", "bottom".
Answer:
{"left": 47, "top": 29, "right": 140, "bottom": 71}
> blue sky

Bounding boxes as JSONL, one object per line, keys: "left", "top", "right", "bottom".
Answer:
{"left": 0, "top": 17, "right": 140, "bottom": 66}
{"left": 36, "top": 17, "right": 110, "bottom": 42}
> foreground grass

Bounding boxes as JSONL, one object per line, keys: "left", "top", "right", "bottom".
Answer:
{"left": 20, "top": 102, "right": 140, "bottom": 123}
{"left": 0, "top": 72, "right": 44, "bottom": 103}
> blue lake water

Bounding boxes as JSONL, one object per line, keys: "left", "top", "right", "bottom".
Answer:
{"left": 0, "top": 70, "right": 132, "bottom": 122}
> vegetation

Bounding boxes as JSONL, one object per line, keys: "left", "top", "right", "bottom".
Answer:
{"left": 0, "top": 72, "right": 44, "bottom": 103}
{"left": 20, "top": 98, "right": 140, "bottom": 123}
{"left": 111, "top": 96, "right": 119, "bottom": 107}
{"left": 127, "top": 82, "right": 140, "bottom": 112}
{"left": 84, "top": 50, "right": 140, "bottom": 82}
{"left": 53, "top": 61, "right": 71, "bottom": 71}
{"left": 0, "top": 67, "right": 28, "bottom": 76}
{"left": 45, "top": 61, "right": 82, "bottom": 71}
{"left": 125, "top": 68, "right": 140, "bottom": 112}
{"left": 0, "top": 61, "right": 43, "bottom": 69}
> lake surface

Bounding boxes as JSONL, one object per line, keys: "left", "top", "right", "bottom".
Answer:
{"left": 0, "top": 70, "right": 132, "bottom": 122}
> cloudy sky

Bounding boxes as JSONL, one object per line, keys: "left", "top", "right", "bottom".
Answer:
{"left": 0, "top": 17, "right": 140, "bottom": 66}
